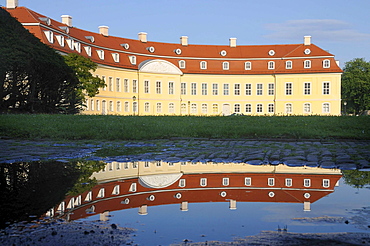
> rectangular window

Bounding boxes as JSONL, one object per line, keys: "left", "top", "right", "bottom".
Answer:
{"left": 144, "top": 102, "right": 149, "bottom": 112}
{"left": 202, "top": 104, "right": 207, "bottom": 114}
{"left": 268, "top": 178, "right": 275, "bottom": 186}
{"left": 117, "top": 101, "right": 121, "bottom": 112}
{"left": 323, "top": 59, "right": 330, "bottom": 68}
{"left": 169, "top": 82, "right": 174, "bottom": 95}
{"left": 245, "top": 62, "right": 251, "bottom": 70}
{"left": 268, "top": 61, "right": 275, "bottom": 69}
{"left": 286, "top": 61, "right": 292, "bottom": 69}
{"left": 268, "top": 83, "right": 274, "bottom": 95}
{"left": 304, "top": 82, "right": 311, "bottom": 95}
{"left": 245, "top": 177, "right": 252, "bottom": 186}
{"left": 245, "top": 104, "right": 251, "bottom": 113}
{"left": 191, "top": 83, "right": 197, "bottom": 95}
{"left": 222, "top": 178, "right": 229, "bottom": 186}
{"left": 304, "top": 103, "right": 311, "bottom": 113}
{"left": 245, "top": 84, "right": 252, "bottom": 95}
{"left": 223, "top": 62, "right": 229, "bottom": 70}
{"left": 212, "top": 104, "right": 218, "bottom": 113}
{"left": 109, "top": 101, "right": 113, "bottom": 111}
{"left": 109, "top": 77, "right": 113, "bottom": 91}
{"left": 200, "top": 178, "right": 207, "bottom": 186}
{"left": 323, "top": 103, "right": 330, "bottom": 113}
{"left": 304, "top": 179, "right": 311, "bottom": 187}
{"left": 257, "top": 104, "right": 262, "bottom": 113}
{"left": 124, "top": 102, "right": 129, "bottom": 112}
{"left": 286, "top": 83, "right": 292, "bottom": 95}
{"left": 323, "top": 179, "right": 330, "bottom": 188}
{"left": 169, "top": 103, "right": 175, "bottom": 113}
{"left": 181, "top": 103, "right": 186, "bottom": 114}
{"left": 156, "top": 81, "right": 161, "bottom": 94}
{"left": 124, "top": 79, "right": 129, "bottom": 92}
{"left": 223, "top": 84, "right": 229, "bottom": 95}
{"left": 200, "top": 61, "right": 207, "bottom": 69}
{"left": 285, "top": 178, "right": 292, "bottom": 187}
{"left": 268, "top": 103, "right": 274, "bottom": 113}
{"left": 181, "top": 82, "right": 186, "bottom": 95}
{"left": 323, "top": 82, "right": 330, "bottom": 95}
{"left": 191, "top": 103, "right": 197, "bottom": 113}
{"left": 156, "top": 103, "right": 162, "bottom": 113}
{"left": 304, "top": 60, "right": 311, "bottom": 68}
{"left": 116, "top": 78, "right": 121, "bottom": 92}
{"left": 144, "top": 161, "right": 150, "bottom": 168}
{"left": 234, "top": 104, "right": 240, "bottom": 113}
{"left": 132, "top": 80, "right": 137, "bottom": 93}
{"left": 156, "top": 161, "right": 161, "bottom": 167}
{"left": 102, "top": 76, "right": 106, "bottom": 91}
{"left": 212, "top": 83, "right": 218, "bottom": 95}
{"left": 285, "top": 103, "right": 292, "bottom": 113}
{"left": 179, "top": 179, "right": 186, "bottom": 187}
{"left": 257, "top": 84, "right": 263, "bottom": 95}
{"left": 202, "top": 83, "right": 207, "bottom": 95}
{"left": 144, "top": 80, "right": 149, "bottom": 93}
{"left": 179, "top": 60, "right": 186, "bottom": 69}
{"left": 234, "top": 84, "right": 240, "bottom": 95}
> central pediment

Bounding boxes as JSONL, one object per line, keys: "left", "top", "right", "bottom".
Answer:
{"left": 138, "top": 59, "right": 183, "bottom": 75}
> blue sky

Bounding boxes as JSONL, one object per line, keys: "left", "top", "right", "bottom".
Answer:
{"left": 9, "top": 0, "right": 370, "bottom": 67}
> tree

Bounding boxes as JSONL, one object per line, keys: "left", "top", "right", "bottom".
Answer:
{"left": 63, "top": 53, "right": 105, "bottom": 106}
{"left": 341, "top": 58, "right": 370, "bottom": 115}
{"left": 0, "top": 8, "right": 79, "bottom": 113}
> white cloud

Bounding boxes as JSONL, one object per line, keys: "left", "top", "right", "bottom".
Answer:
{"left": 264, "top": 19, "right": 370, "bottom": 42}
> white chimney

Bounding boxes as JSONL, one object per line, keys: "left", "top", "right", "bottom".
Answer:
{"left": 229, "top": 37, "right": 237, "bottom": 47}
{"left": 99, "top": 26, "right": 109, "bottom": 37}
{"left": 304, "top": 36, "right": 311, "bottom": 45}
{"left": 6, "top": 0, "right": 18, "bottom": 9}
{"left": 138, "top": 32, "right": 147, "bottom": 43}
{"left": 180, "top": 36, "right": 188, "bottom": 46}
{"left": 61, "top": 15, "right": 72, "bottom": 27}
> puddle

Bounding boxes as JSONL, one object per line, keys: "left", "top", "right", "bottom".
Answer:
{"left": 1, "top": 160, "right": 369, "bottom": 245}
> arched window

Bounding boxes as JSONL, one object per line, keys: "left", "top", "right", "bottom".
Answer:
{"left": 304, "top": 60, "right": 311, "bottom": 68}
{"left": 268, "top": 61, "right": 275, "bottom": 69}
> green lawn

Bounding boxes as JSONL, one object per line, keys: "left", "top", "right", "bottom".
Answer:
{"left": 0, "top": 114, "right": 369, "bottom": 140}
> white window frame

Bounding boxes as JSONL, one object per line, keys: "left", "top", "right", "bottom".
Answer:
{"left": 108, "top": 77, "right": 113, "bottom": 91}
{"left": 202, "top": 83, "right": 207, "bottom": 95}
{"left": 179, "top": 60, "right": 186, "bottom": 69}
{"left": 285, "top": 82, "right": 292, "bottom": 95}
{"left": 304, "top": 103, "right": 311, "bottom": 113}
{"left": 323, "top": 179, "right": 330, "bottom": 188}
{"left": 245, "top": 61, "right": 252, "bottom": 70}
{"left": 144, "top": 80, "right": 149, "bottom": 93}
{"left": 285, "top": 178, "right": 292, "bottom": 187}
{"left": 117, "top": 101, "right": 121, "bottom": 112}
{"left": 257, "top": 104, "right": 263, "bottom": 113}
{"left": 124, "top": 102, "right": 129, "bottom": 112}
{"left": 124, "top": 79, "right": 129, "bottom": 92}
{"left": 245, "top": 104, "right": 252, "bottom": 113}
{"left": 202, "top": 103, "right": 207, "bottom": 114}
{"left": 268, "top": 103, "right": 274, "bottom": 113}
{"left": 97, "top": 50, "right": 104, "bottom": 60}
{"left": 191, "top": 83, "right": 197, "bottom": 95}
{"left": 212, "top": 83, "right": 218, "bottom": 95}
{"left": 200, "top": 61, "right": 207, "bottom": 69}
{"left": 268, "top": 61, "right": 275, "bottom": 69}
{"left": 234, "top": 84, "right": 240, "bottom": 95}
{"left": 169, "top": 82, "right": 174, "bottom": 95}
{"left": 222, "top": 178, "right": 229, "bottom": 186}
{"left": 304, "top": 179, "right": 311, "bottom": 187}
{"left": 234, "top": 104, "right": 240, "bottom": 113}
{"left": 223, "top": 61, "right": 229, "bottom": 70}
{"left": 212, "top": 104, "right": 218, "bottom": 113}
{"left": 268, "top": 83, "right": 274, "bottom": 95}
{"left": 285, "top": 103, "right": 292, "bottom": 114}
{"left": 112, "top": 53, "right": 119, "bottom": 63}
{"left": 144, "top": 102, "right": 150, "bottom": 112}
{"left": 200, "top": 178, "right": 207, "bottom": 187}
{"left": 169, "top": 103, "right": 175, "bottom": 113}
{"left": 323, "top": 82, "right": 330, "bottom": 95}
{"left": 156, "top": 102, "right": 162, "bottom": 113}
{"left": 245, "top": 84, "right": 252, "bottom": 95}
{"left": 268, "top": 178, "right": 275, "bottom": 186}
{"left": 286, "top": 60, "right": 292, "bottom": 69}
{"left": 223, "top": 84, "right": 229, "bottom": 95}
{"left": 116, "top": 78, "right": 121, "bottom": 92}
{"left": 129, "top": 55, "right": 136, "bottom": 65}
{"left": 304, "top": 60, "right": 311, "bottom": 68}
{"left": 245, "top": 177, "right": 252, "bottom": 186}
{"left": 179, "top": 179, "right": 186, "bottom": 187}
{"left": 323, "top": 102, "right": 330, "bottom": 113}
{"left": 304, "top": 82, "right": 311, "bottom": 95}
{"left": 181, "top": 82, "right": 186, "bottom": 95}
{"left": 257, "top": 84, "right": 263, "bottom": 95}
{"left": 191, "top": 103, "right": 197, "bottom": 114}
{"left": 156, "top": 81, "right": 161, "bottom": 94}
{"left": 323, "top": 59, "right": 330, "bottom": 68}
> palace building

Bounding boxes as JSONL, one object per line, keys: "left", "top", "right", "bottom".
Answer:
{"left": 5, "top": 1, "right": 343, "bottom": 116}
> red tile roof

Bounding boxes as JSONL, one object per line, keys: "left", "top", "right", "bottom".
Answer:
{"left": 5, "top": 6, "right": 343, "bottom": 75}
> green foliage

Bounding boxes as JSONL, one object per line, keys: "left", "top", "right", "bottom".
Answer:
{"left": 0, "top": 114, "right": 369, "bottom": 140}
{"left": 342, "top": 170, "right": 370, "bottom": 189}
{"left": 63, "top": 53, "right": 105, "bottom": 101}
{"left": 0, "top": 8, "right": 80, "bottom": 113}
{"left": 342, "top": 58, "right": 370, "bottom": 115}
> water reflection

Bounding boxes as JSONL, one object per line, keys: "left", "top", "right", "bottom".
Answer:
{"left": 50, "top": 161, "right": 342, "bottom": 221}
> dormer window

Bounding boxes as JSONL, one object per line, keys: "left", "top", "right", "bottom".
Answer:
{"left": 74, "top": 42, "right": 81, "bottom": 53}
{"left": 179, "top": 60, "right": 186, "bottom": 69}
{"left": 97, "top": 50, "right": 104, "bottom": 60}
{"left": 66, "top": 38, "right": 74, "bottom": 50}
{"left": 84, "top": 46, "right": 92, "bottom": 56}
{"left": 245, "top": 61, "right": 252, "bottom": 70}
{"left": 200, "top": 61, "right": 207, "bottom": 70}
{"left": 222, "top": 62, "right": 229, "bottom": 70}
{"left": 120, "top": 43, "right": 130, "bottom": 50}
{"left": 85, "top": 36, "right": 95, "bottom": 43}
{"left": 286, "top": 61, "right": 292, "bottom": 69}
{"left": 268, "top": 61, "right": 275, "bottom": 69}
{"left": 112, "top": 53, "right": 119, "bottom": 63}
{"left": 56, "top": 35, "right": 65, "bottom": 47}
{"left": 59, "top": 26, "right": 69, "bottom": 34}
{"left": 323, "top": 59, "right": 330, "bottom": 68}
{"left": 43, "top": 30, "right": 53, "bottom": 43}
{"left": 129, "top": 56, "right": 136, "bottom": 65}
{"left": 304, "top": 60, "right": 311, "bottom": 68}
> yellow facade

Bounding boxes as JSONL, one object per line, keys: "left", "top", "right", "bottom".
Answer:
{"left": 86, "top": 65, "right": 342, "bottom": 116}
